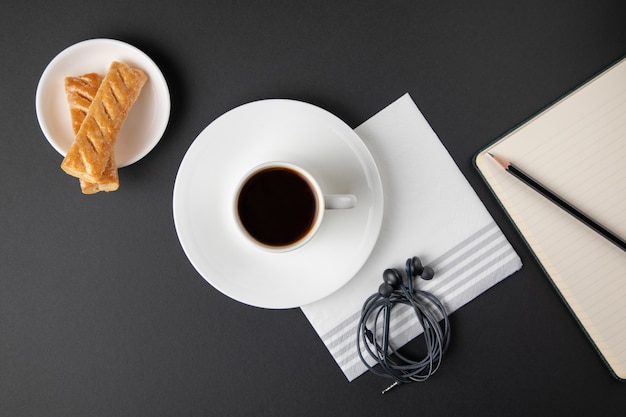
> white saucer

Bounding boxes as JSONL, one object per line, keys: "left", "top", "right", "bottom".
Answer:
{"left": 35, "top": 38, "right": 170, "bottom": 167}
{"left": 173, "top": 99, "right": 384, "bottom": 309}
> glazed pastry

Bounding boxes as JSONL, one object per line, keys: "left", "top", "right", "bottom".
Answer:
{"left": 64, "top": 73, "right": 119, "bottom": 193}
{"left": 65, "top": 73, "right": 102, "bottom": 134}
{"left": 61, "top": 61, "right": 147, "bottom": 183}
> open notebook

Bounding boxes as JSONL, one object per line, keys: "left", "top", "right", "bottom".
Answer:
{"left": 475, "top": 56, "right": 626, "bottom": 380}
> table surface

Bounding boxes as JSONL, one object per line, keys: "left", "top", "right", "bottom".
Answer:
{"left": 2, "top": 1, "right": 625, "bottom": 415}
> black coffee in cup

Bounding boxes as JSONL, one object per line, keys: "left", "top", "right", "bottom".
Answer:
{"left": 236, "top": 166, "right": 319, "bottom": 248}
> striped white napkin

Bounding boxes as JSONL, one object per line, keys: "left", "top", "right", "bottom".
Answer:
{"left": 300, "top": 94, "right": 522, "bottom": 381}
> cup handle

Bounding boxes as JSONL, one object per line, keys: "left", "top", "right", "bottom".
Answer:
{"left": 324, "top": 194, "right": 356, "bottom": 210}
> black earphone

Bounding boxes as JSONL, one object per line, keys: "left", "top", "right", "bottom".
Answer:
{"left": 357, "top": 256, "right": 451, "bottom": 393}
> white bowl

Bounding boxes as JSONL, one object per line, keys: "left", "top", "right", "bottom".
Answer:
{"left": 35, "top": 38, "right": 170, "bottom": 167}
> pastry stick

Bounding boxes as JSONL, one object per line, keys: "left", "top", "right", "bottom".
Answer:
{"left": 61, "top": 61, "right": 147, "bottom": 183}
{"left": 64, "top": 73, "right": 120, "bottom": 193}
{"left": 66, "top": 73, "right": 103, "bottom": 134}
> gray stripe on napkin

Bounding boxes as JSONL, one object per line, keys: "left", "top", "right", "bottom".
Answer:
{"left": 338, "top": 247, "right": 520, "bottom": 378}
{"left": 318, "top": 220, "right": 520, "bottom": 376}
{"left": 321, "top": 221, "right": 497, "bottom": 344}
{"left": 429, "top": 222, "right": 497, "bottom": 269}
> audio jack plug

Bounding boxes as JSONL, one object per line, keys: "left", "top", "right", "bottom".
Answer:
{"left": 381, "top": 381, "right": 399, "bottom": 394}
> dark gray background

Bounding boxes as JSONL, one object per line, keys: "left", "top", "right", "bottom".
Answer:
{"left": 1, "top": 1, "right": 625, "bottom": 415}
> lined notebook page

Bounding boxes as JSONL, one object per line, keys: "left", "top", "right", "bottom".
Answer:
{"left": 475, "top": 57, "right": 626, "bottom": 379}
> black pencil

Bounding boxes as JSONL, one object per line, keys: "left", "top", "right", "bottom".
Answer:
{"left": 488, "top": 152, "right": 626, "bottom": 252}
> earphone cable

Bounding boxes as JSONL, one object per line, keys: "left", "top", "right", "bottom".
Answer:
{"left": 357, "top": 258, "right": 451, "bottom": 390}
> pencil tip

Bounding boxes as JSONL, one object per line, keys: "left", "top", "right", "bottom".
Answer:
{"left": 488, "top": 152, "right": 509, "bottom": 169}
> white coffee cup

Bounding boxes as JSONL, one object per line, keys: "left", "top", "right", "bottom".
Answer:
{"left": 234, "top": 162, "right": 356, "bottom": 252}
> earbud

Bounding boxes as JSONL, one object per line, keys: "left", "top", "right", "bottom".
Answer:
{"left": 405, "top": 256, "right": 434, "bottom": 281}
{"left": 382, "top": 268, "right": 402, "bottom": 288}
{"left": 409, "top": 256, "right": 424, "bottom": 277}
{"left": 421, "top": 265, "right": 435, "bottom": 280}
{"left": 378, "top": 282, "right": 394, "bottom": 298}
{"left": 383, "top": 258, "right": 435, "bottom": 292}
